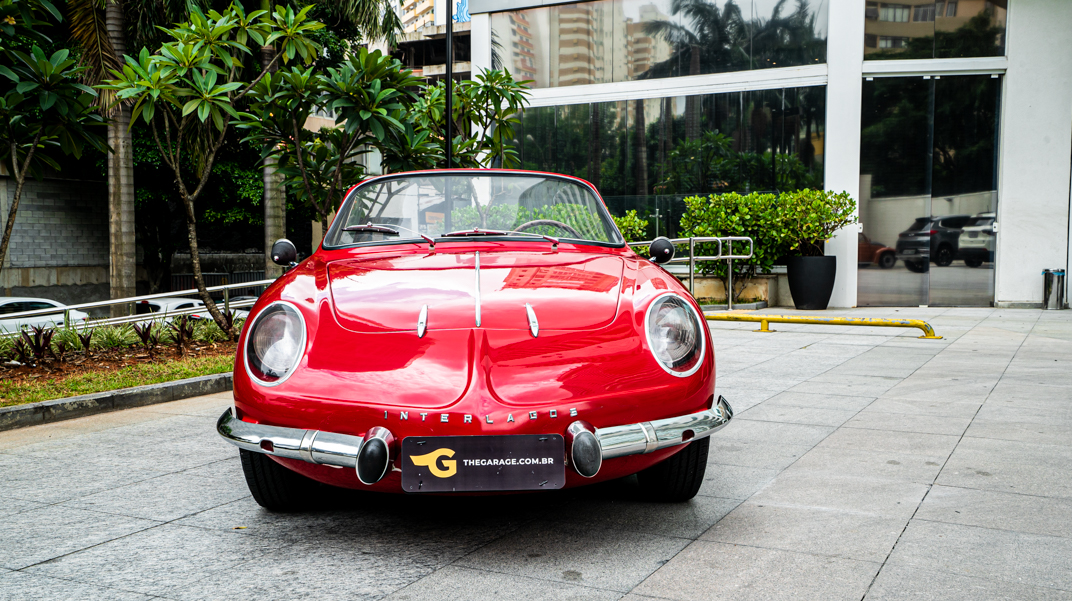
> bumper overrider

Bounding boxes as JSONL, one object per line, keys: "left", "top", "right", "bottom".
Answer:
{"left": 216, "top": 396, "right": 733, "bottom": 485}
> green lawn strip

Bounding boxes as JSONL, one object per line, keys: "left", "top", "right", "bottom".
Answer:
{"left": 0, "top": 354, "right": 235, "bottom": 407}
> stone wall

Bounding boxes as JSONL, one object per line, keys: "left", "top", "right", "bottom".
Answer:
{"left": 0, "top": 177, "right": 112, "bottom": 304}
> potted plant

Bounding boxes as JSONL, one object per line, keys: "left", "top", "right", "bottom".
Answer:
{"left": 782, "top": 190, "right": 857, "bottom": 310}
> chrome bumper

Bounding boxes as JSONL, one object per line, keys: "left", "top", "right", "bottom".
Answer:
{"left": 216, "top": 395, "right": 733, "bottom": 469}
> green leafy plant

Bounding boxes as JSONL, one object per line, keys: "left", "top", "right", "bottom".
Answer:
{"left": 781, "top": 189, "right": 856, "bottom": 257}
{"left": 612, "top": 210, "right": 649, "bottom": 242}
{"left": 96, "top": 324, "right": 137, "bottom": 349}
{"left": 101, "top": 3, "right": 324, "bottom": 339}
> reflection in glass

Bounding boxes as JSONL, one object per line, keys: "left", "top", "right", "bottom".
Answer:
{"left": 491, "top": 0, "right": 828, "bottom": 89}
{"left": 864, "top": 0, "right": 1006, "bottom": 60}
{"left": 858, "top": 75, "right": 1000, "bottom": 307}
{"left": 514, "top": 86, "right": 825, "bottom": 239}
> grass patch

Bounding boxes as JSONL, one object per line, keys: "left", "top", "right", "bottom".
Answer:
{"left": 0, "top": 354, "right": 234, "bottom": 407}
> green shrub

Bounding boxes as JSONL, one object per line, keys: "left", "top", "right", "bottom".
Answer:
{"left": 612, "top": 210, "right": 649, "bottom": 243}
{"left": 679, "top": 189, "right": 856, "bottom": 301}
{"left": 96, "top": 324, "right": 137, "bottom": 349}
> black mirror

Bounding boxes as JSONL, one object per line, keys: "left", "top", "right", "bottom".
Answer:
{"left": 648, "top": 237, "right": 675, "bottom": 264}
{"left": 271, "top": 239, "right": 297, "bottom": 266}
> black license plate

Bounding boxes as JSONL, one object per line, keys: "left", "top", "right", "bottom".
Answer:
{"left": 401, "top": 435, "right": 565, "bottom": 493}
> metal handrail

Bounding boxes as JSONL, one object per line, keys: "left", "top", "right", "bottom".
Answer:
{"left": 0, "top": 278, "right": 274, "bottom": 325}
{"left": 628, "top": 236, "right": 755, "bottom": 310}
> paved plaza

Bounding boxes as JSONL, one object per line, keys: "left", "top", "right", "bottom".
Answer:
{"left": 1, "top": 307, "right": 1071, "bottom": 600}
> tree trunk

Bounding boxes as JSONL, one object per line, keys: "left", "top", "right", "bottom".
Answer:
{"left": 182, "top": 195, "right": 234, "bottom": 338}
{"left": 261, "top": 44, "right": 286, "bottom": 279}
{"left": 106, "top": 0, "right": 137, "bottom": 316}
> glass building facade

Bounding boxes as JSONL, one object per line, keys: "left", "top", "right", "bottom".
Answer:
{"left": 515, "top": 87, "right": 825, "bottom": 238}
{"left": 491, "top": 0, "right": 828, "bottom": 89}
{"left": 469, "top": 0, "right": 1072, "bottom": 308}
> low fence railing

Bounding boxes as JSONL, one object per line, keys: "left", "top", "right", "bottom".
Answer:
{"left": 628, "top": 237, "right": 754, "bottom": 310}
{"left": 1, "top": 279, "right": 275, "bottom": 335}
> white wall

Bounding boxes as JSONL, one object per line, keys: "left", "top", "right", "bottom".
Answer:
{"left": 995, "top": 0, "right": 1072, "bottom": 305}
{"left": 823, "top": 0, "right": 866, "bottom": 308}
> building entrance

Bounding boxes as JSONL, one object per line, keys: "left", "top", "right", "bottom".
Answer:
{"left": 858, "top": 74, "right": 1001, "bottom": 306}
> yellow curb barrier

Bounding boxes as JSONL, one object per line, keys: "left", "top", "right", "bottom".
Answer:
{"left": 704, "top": 313, "right": 943, "bottom": 339}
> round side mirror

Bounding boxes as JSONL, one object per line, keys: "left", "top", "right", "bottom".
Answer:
{"left": 271, "top": 239, "right": 298, "bottom": 266}
{"left": 648, "top": 237, "right": 675, "bottom": 264}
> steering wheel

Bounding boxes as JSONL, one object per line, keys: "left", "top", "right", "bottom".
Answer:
{"left": 514, "top": 219, "right": 581, "bottom": 238}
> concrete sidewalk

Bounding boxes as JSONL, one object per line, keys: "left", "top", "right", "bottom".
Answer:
{"left": 1, "top": 307, "right": 1071, "bottom": 600}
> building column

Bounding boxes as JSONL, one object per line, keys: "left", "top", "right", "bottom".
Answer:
{"left": 995, "top": 0, "right": 1072, "bottom": 306}
{"left": 262, "top": 45, "right": 286, "bottom": 278}
{"left": 822, "top": 0, "right": 866, "bottom": 308}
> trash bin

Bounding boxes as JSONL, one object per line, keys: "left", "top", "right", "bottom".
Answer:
{"left": 1043, "top": 269, "right": 1066, "bottom": 310}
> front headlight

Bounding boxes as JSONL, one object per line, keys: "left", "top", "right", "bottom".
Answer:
{"left": 644, "top": 293, "right": 704, "bottom": 377}
{"left": 244, "top": 301, "right": 306, "bottom": 386}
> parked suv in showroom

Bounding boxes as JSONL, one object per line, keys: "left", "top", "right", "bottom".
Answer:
{"left": 957, "top": 212, "right": 996, "bottom": 268}
{"left": 896, "top": 215, "right": 972, "bottom": 273}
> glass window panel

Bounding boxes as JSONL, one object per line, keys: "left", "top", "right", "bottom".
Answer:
{"left": 865, "top": 0, "right": 1006, "bottom": 60}
{"left": 934, "top": 0, "right": 1006, "bottom": 58}
{"left": 492, "top": 0, "right": 828, "bottom": 89}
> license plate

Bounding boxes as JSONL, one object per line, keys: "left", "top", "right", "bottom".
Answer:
{"left": 968, "top": 231, "right": 979, "bottom": 238}
{"left": 401, "top": 435, "right": 565, "bottom": 493}
{"left": 903, "top": 249, "right": 917, "bottom": 255}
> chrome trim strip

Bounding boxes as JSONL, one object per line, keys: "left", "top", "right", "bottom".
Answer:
{"left": 417, "top": 305, "right": 428, "bottom": 338}
{"left": 598, "top": 396, "right": 733, "bottom": 460}
{"left": 216, "top": 396, "right": 734, "bottom": 471}
{"left": 525, "top": 303, "right": 538, "bottom": 337}
{"left": 474, "top": 251, "right": 482, "bottom": 327}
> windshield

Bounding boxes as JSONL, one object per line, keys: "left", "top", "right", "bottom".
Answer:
{"left": 325, "top": 173, "right": 623, "bottom": 248}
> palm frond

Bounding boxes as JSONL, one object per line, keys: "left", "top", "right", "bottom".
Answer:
{"left": 68, "top": 0, "right": 121, "bottom": 114}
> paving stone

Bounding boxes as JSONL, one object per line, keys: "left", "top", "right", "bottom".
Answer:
{"left": 739, "top": 403, "right": 858, "bottom": 428}
{"left": 455, "top": 524, "right": 690, "bottom": 593}
{"left": 747, "top": 471, "right": 930, "bottom": 520}
{"left": 0, "top": 495, "right": 45, "bottom": 518}
{"left": 887, "top": 519, "right": 1072, "bottom": 590}
{"left": 789, "top": 374, "right": 902, "bottom": 398}
{"left": 381, "top": 566, "right": 622, "bottom": 601}
{"left": 62, "top": 469, "right": 250, "bottom": 522}
{"left": 548, "top": 487, "right": 741, "bottom": 540}
{"left": 938, "top": 436, "right": 1072, "bottom": 499}
{"left": 632, "top": 540, "right": 880, "bottom": 601}
{"left": 715, "top": 419, "right": 835, "bottom": 447}
{"left": 842, "top": 410, "right": 974, "bottom": 436}
{"left": 708, "top": 437, "right": 812, "bottom": 471}
{"left": 916, "top": 485, "right": 1072, "bottom": 539}
{"left": 702, "top": 501, "right": 907, "bottom": 563}
{"left": 0, "top": 505, "right": 158, "bottom": 570}
{"left": 23, "top": 524, "right": 278, "bottom": 596}
{"left": 865, "top": 564, "right": 1072, "bottom": 601}
{"left": 857, "top": 397, "right": 982, "bottom": 418}
{"left": 816, "top": 428, "right": 960, "bottom": 458}
{"left": 788, "top": 447, "right": 944, "bottom": 485}
{"left": 0, "top": 453, "right": 165, "bottom": 504}
{"left": 0, "top": 570, "right": 153, "bottom": 601}
{"left": 761, "top": 390, "right": 877, "bottom": 412}
{"left": 698, "top": 464, "right": 778, "bottom": 500}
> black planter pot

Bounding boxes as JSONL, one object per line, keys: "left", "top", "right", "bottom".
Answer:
{"left": 786, "top": 256, "right": 837, "bottom": 310}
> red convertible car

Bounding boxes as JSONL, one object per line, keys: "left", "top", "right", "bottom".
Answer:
{"left": 218, "top": 170, "right": 732, "bottom": 510}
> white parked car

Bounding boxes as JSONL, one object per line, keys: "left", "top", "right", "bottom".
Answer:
{"left": 135, "top": 298, "right": 249, "bottom": 322}
{"left": 0, "top": 297, "right": 89, "bottom": 334}
{"left": 957, "top": 212, "right": 996, "bottom": 268}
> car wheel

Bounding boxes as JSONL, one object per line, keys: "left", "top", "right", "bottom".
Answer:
{"left": 964, "top": 257, "right": 983, "bottom": 268}
{"left": 934, "top": 245, "right": 954, "bottom": 267}
{"left": 905, "top": 260, "right": 929, "bottom": 273}
{"left": 240, "top": 449, "right": 320, "bottom": 512}
{"left": 636, "top": 437, "right": 709, "bottom": 502}
{"left": 878, "top": 252, "right": 896, "bottom": 269}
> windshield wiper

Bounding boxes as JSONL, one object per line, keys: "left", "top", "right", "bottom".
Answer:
{"left": 442, "top": 228, "right": 559, "bottom": 248}
{"left": 344, "top": 222, "right": 435, "bottom": 248}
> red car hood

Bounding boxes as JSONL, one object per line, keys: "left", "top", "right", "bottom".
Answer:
{"left": 327, "top": 250, "right": 625, "bottom": 333}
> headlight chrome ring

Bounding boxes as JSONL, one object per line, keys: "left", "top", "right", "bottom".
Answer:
{"left": 643, "top": 293, "right": 705, "bottom": 378}
{"left": 243, "top": 301, "right": 307, "bottom": 387}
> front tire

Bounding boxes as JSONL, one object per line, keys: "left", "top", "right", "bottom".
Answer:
{"left": 934, "top": 245, "right": 954, "bottom": 267}
{"left": 878, "top": 252, "right": 896, "bottom": 269}
{"left": 964, "top": 257, "right": 983, "bottom": 267}
{"left": 240, "top": 449, "right": 320, "bottom": 512}
{"left": 636, "top": 437, "right": 710, "bottom": 502}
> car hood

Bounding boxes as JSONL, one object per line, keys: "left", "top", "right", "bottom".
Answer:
{"left": 327, "top": 250, "right": 625, "bottom": 333}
